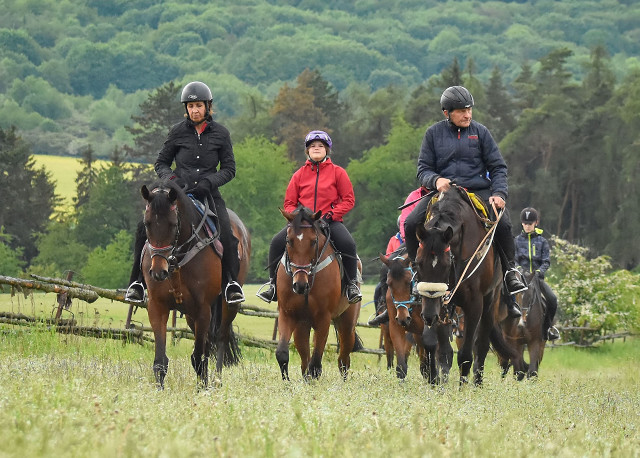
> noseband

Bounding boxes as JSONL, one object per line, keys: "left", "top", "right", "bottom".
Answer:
{"left": 283, "top": 222, "right": 335, "bottom": 284}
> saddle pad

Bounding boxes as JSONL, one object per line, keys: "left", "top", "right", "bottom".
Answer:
{"left": 187, "top": 194, "right": 218, "bottom": 238}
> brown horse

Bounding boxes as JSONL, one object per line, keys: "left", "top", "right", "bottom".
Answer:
{"left": 141, "top": 180, "right": 250, "bottom": 389}
{"left": 499, "top": 272, "right": 547, "bottom": 379}
{"left": 380, "top": 253, "right": 453, "bottom": 383}
{"left": 276, "top": 206, "right": 362, "bottom": 381}
{"left": 415, "top": 185, "right": 520, "bottom": 385}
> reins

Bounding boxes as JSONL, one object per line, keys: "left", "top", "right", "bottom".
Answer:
{"left": 443, "top": 200, "right": 503, "bottom": 305}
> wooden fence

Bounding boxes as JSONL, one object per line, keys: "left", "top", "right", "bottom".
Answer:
{"left": 0, "top": 274, "right": 632, "bottom": 351}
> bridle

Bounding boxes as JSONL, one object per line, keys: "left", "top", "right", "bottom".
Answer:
{"left": 282, "top": 221, "right": 336, "bottom": 290}
{"left": 387, "top": 260, "right": 419, "bottom": 313}
{"left": 144, "top": 187, "right": 216, "bottom": 273}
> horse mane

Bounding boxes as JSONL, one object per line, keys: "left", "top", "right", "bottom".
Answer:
{"left": 147, "top": 178, "right": 199, "bottom": 223}
{"left": 290, "top": 205, "right": 318, "bottom": 233}
{"left": 428, "top": 187, "right": 466, "bottom": 230}
{"left": 388, "top": 256, "right": 408, "bottom": 282}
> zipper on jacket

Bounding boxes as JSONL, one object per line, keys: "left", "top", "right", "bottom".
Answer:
{"left": 458, "top": 127, "right": 461, "bottom": 140}
{"left": 313, "top": 163, "right": 320, "bottom": 211}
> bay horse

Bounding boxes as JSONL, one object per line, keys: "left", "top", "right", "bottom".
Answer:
{"left": 380, "top": 253, "right": 453, "bottom": 383}
{"left": 414, "top": 185, "right": 520, "bottom": 385}
{"left": 499, "top": 272, "right": 547, "bottom": 379}
{"left": 276, "top": 206, "right": 362, "bottom": 381}
{"left": 140, "top": 180, "right": 251, "bottom": 389}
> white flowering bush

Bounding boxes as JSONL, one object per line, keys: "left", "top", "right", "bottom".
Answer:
{"left": 548, "top": 236, "right": 639, "bottom": 342}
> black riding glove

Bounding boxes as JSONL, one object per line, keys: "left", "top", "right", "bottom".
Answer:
{"left": 190, "top": 180, "right": 210, "bottom": 200}
{"left": 322, "top": 211, "right": 333, "bottom": 223}
{"left": 536, "top": 270, "right": 545, "bottom": 280}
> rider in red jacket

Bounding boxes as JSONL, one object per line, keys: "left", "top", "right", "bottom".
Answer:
{"left": 257, "top": 130, "right": 362, "bottom": 304}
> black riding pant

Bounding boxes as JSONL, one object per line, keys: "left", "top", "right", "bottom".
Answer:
{"left": 267, "top": 221, "right": 358, "bottom": 282}
{"left": 540, "top": 280, "right": 558, "bottom": 326}
{"left": 404, "top": 191, "right": 517, "bottom": 263}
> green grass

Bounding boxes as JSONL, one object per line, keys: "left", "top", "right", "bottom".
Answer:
{"left": 1, "top": 288, "right": 639, "bottom": 457}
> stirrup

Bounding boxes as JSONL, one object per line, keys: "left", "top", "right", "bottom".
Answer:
{"left": 547, "top": 326, "right": 560, "bottom": 341}
{"left": 225, "top": 281, "right": 245, "bottom": 305}
{"left": 256, "top": 282, "right": 276, "bottom": 303}
{"left": 125, "top": 281, "right": 145, "bottom": 303}
{"left": 346, "top": 282, "right": 362, "bottom": 304}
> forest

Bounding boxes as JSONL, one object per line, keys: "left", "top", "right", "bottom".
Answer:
{"left": 1, "top": 0, "right": 640, "bottom": 284}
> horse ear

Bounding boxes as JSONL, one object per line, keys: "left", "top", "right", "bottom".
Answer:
{"left": 141, "top": 185, "right": 150, "bottom": 200}
{"left": 168, "top": 187, "right": 177, "bottom": 203}
{"left": 280, "top": 208, "right": 294, "bottom": 221}
{"left": 443, "top": 225, "right": 454, "bottom": 244}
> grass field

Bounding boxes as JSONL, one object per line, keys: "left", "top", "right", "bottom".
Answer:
{"left": 1, "top": 289, "right": 639, "bottom": 457}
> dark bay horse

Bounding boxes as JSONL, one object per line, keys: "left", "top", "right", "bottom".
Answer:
{"left": 414, "top": 185, "right": 520, "bottom": 385}
{"left": 499, "top": 272, "right": 547, "bottom": 379}
{"left": 276, "top": 206, "right": 362, "bottom": 381}
{"left": 380, "top": 253, "right": 453, "bottom": 383}
{"left": 141, "top": 180, "right": 251, "bottom": 389}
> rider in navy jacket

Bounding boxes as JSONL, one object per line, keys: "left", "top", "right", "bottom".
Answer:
{"left": 403, "top": 86, "right": 526, "bottom": 319}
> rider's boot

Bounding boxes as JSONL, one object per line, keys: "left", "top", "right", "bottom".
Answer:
{"left": 546, "top": 326, "right": 560, "bottom": 341}
{"left": 257, "top": 279, "right": 277, "bottom": 303}
{"left": 346, "top": 280, "right": 362, "bottom": 304}
{"left": 125, "top": 281, "right": 145, "bottom": 302}
{"left": 225, "top": 277, "right": 245, "bottom": 305}
{"left": 505, "top": 265, "right": 527, "bottom": 295}
{"left": 368, "top": 308, "right": 389, "bottom": 326}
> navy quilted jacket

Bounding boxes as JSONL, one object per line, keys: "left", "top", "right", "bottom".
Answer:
{"left": 515, "top": 228, "right": 550, "bottom": 274}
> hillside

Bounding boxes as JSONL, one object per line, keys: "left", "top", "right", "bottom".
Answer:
{"left": 1, "top": 0, "right": 639, "bottom": 157}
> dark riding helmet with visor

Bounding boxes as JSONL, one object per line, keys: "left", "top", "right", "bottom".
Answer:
{"left": 520, "top": 207, "right": 539, "bottom": 224}
{"left": 180, "top": 81, "right": 213, "bottom": 120}
{"left": 304, "top": 130, "right": 332, "bottom": 150}
{"left": 440, "top": 86, "right": 474, "bottom": 112}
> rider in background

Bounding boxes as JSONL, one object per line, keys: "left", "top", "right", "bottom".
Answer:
{"left": 403, "top": 85, "right": 526, "bottom": 318}
{"left": 515, "top": 207, "right": 560, "bottom": 341}
{"left": 257, "top": 130, "right": 362, "bottom": 304}
{"left": 125, "top": 81, "right": 244, "bottom": 305}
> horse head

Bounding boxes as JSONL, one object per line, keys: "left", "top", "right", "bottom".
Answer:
{"left": 281, "top": 206, "right": 325, "bottom": 296}
{"left": 379, "top": 253, "right": 416, "bottom": 328}
{"left": 141, "top": 182, "right": 182, "bottom": 282}
{"left": 415, "top": 200, "right": 457, "bottom": 327}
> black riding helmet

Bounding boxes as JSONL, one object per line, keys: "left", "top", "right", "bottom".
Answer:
{"left": 440, "top": 86, "right": 474, "bottom": 112}
{"left": 520, "top": 207, "right": 539, "bottom": 223}
{"left": 180, "top": 81, "right": 213, "bottom": 121}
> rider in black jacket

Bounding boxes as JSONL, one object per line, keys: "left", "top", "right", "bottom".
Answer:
{"left": 125, "top": 81, "right": 244, "bottom": 305}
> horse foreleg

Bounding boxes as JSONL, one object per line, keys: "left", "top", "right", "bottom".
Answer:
{"left": 308, "top": 319, "right": 330, "bottom": 380}
{"left": 527, "top": 340, "right": 544, "bottom": 378}
{"left": 382, "top": 325, "right": 395, "bottom": 370}
{"left": 148, "top": 305, "right": 170, "bottom": 390}
{"left": 276, "top": 315, "right": 295, "bottom": 381}
{"left": 457, "top": 306, "right": 480, "bottom": 386}
{"left": 436, "top": 323, "right": 454, "bottom": 384}
{"left": 334, "top": 310, "right": 358, "bottom": 380}
{"left": 191, "top": 311, "right": 211, "bottom": 390}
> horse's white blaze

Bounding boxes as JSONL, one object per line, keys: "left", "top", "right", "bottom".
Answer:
{"left": 297, "top": 233, "right": 304, "bottom": 241}
{"left": 432, "top": 257, "right": 438, "bottom": 268}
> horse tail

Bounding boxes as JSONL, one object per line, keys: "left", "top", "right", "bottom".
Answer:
{"left": 489, "top": 323, "right": 518, "bottom": 362}
{"left": 208, "top": 296, "right": 241, "bottom": 366}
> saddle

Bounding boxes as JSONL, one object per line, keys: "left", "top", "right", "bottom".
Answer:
{"left": 187, "top": 194, "right": 224, "bottom": 258}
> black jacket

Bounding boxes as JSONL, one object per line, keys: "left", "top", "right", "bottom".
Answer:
{"left": 155, "top": 119, "right": 236, "bottom": 199}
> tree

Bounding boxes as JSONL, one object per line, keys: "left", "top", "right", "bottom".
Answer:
{"left": 484, "top": 66, "right": 516, "bottom": 143}
{"left": 81, "top": 230, "right": 133, "bottom": 289}
{"left": 0, "top": 126, "right": 59, "bottom": 262}
{"left": 74, "top": 164, "right": 139, "bottom": 250}
{"left": 0, "top": 229, "right": 25, "bottom": 276}
{"left": 74, "top": 145, "right": 98, "bottom": 210}
{"left": 31, "top": 218, "right": 89, "bottom": 278}
{"left": 123, "top": 81, "right": 184, "bottom": 163}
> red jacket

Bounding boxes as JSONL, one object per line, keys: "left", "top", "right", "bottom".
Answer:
{"left": 284, "top": 158, "right": 355, "bottom": 222}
